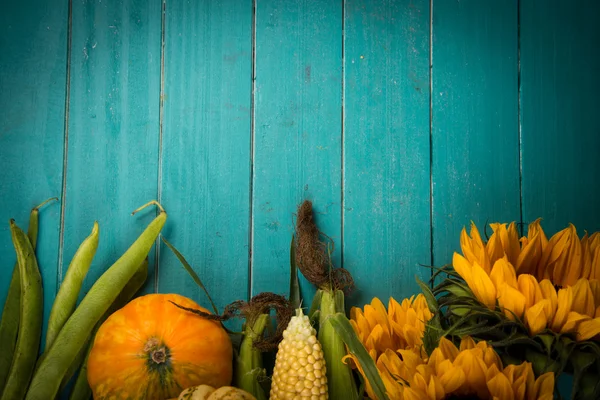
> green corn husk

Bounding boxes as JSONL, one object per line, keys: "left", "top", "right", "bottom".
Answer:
{"left": 317, "top": 289, "right": 358, "bottom": 400}
{"left": 329, "top": 312, "right": 389, "bottom": 400}
{"left": 235, "top": 314, "right": 269, "bottom": 400}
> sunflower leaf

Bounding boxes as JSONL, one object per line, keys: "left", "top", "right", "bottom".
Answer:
{"left": 571, "top": 349, "right": 598, "bottom": 400}
{"left": 416, "top": 275, "right": 439, "bottom": 314}
{"left": 329, "top": 313, "right": 389, "bottom": 400}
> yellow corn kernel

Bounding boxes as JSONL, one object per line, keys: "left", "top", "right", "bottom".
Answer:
{"left": 270, "top": 309, "right": 328, "bottom": 399}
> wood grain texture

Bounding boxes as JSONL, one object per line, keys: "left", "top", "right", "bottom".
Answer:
{"left": 431, "top": 0, "right": 520, "bottom": 266}
{"left": 520, "top": 0, "right": 600, "bottom": 235}
{"left": 0, "top": 0, "right": 68, "bottom": 346}
{"left": 63, "top": 0, "right": 162, "bottom": 299}
{"left": 252, "top": 0, "right": 343, "bottom": 302}
{"left": 344, "top": 0, "right": 431, "bottom": 306}
{"left": 158, "top": 0, "right": 253, "bottom": 315}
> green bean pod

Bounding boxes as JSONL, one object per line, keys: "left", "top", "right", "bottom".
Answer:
{"left": 0, "top": 198, "right": 55, "bottom": 393}
{"left": 46, "top": 221, "right": 99, "bottom": 350}
{"left": 25, "top": 201, "right": 166, "bottom": 400}
{"left": 0, "top": 221, "right": 44, "bottom": 400}
{"left": 68, "top": 257, "right": 149, "bottom": 400}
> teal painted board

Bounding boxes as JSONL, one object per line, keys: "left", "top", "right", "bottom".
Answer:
{"left": 0, "top": 1, "right": 68, "bottom": 348}
{"left": 252, "top": 0, "right": 343, "bottom": 302}
{"left": 63, "top": 0, "right": 162, "bottom": 301}
{"left": 431, "top": 0, "right": 520, "bottom": 266}
{"left": 159, "top": 0, "right": 253, "bottom": 315}
{"left": 344, "top": 0, "right": 431, "bottom": 306}
{"left": 520, "top": 0, "right": 600, "bottom": 235}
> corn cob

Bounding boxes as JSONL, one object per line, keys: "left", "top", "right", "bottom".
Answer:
{"left": 270, "top": 308, "right": 328, "bottom": 399}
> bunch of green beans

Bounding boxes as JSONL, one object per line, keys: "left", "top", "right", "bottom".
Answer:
{"left": 0, "top": 199, "right": 167, "bottom": 400}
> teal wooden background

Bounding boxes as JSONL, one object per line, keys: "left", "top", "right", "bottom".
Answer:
{"left": 1, "top": 0, "right": 599, "bottom": 346}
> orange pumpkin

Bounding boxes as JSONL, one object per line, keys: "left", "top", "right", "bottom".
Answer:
{"left": 87, "top": 293, "right": 233, "bottom": 399}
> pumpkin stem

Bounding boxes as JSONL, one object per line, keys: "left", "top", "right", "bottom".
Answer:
{"left": 144, "top": 337, "right": 169, "bottom": 365}
{"left": 151, "top": 348, "right": 167, "bottom": 364}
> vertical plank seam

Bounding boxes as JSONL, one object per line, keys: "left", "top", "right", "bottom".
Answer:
{"left": 340, "top": 0, "right": 346, "bottom": 270}
{"left": 517, "top": 0, "right": 524, "bottom": 236}
{"left": 428, "top": 0, "right": 434, "bottom": 275}
{"left": 57, "top": 0, "right": 74, "bottom": 287}
{"left": 248, "top": 0, "right": 257, "bottom": 300}
{"left": 155, "top": 0, "right": 166, "bottom": 293}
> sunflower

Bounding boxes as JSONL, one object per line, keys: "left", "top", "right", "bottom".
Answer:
{"left": 460, "top": 220, "right": 600, "bottom": 287}
{"left": 454, "top": 220, "right": 600, "bottom": 341}
{"left": 396, "top": 336, "right": 555, "bottom": 400}
{"left": 353, "top": 335, "right": 554, "bottom": 400}
{"left": 347, "top": 295, "right": 433, "bottom": 399}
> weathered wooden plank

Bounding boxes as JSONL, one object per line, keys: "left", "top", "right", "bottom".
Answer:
{"left": 63, "top": 0, "right": 162, "bottom": 299}
{"left": 344, "top": 0, "right": 431, "bottom": 306}
{"left": 431, "top": 0, "right": 520, "bottom": 266}
{"left": 521, "top": 0, "right": 600, "bottom": 235}
{"left": 252, "top": 0, "right": 343, "bottom": 302}
{"left": 158, "top": 0, "right": 253, "bottom": 314}
{"left": 0, "top": 0, "right": 68, "bottom": 346}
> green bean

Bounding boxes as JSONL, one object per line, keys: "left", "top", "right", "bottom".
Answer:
{"left": 0, "top": 198, "right": 56, "bottom": 393}
{"left": 68, "top": 257, "right": 149, "bottom": 400}
{"left": 0, "top": 221, "right": 44, "bottom": 400}
{"left": 46, "top": 221, "right": 99, "bottom": 350}
{"left": 25, "top": 201, "right": 166, "bottom": 400}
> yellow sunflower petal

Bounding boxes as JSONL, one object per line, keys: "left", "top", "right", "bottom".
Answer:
{"left": 403, "top": 387, "right": 428, "bottom": 400}
{"left": 531, "top": 372, "right": 555, "bottom": 400}
{"left": 539, "top": 279, "right": 558, "bottom": 319}
{"left": 461, "top": 222, "right": 488, "bottom": 270}
{"left": 512, "top": 375, "right": 528, "bottom": 400}
{"left": 365, "top": 297, "right": 390, "bottom": 328}
{"left": 497, "top": 283, "right": 527, "bottom": 320}
{"left": 560, "top": 311, "right": 589, "bottom": 334}
{"left": 525, "top": 300, "right": 551, "bottom": 336}
{"left": 398, "top": 348, "right": 426, "bottom": 373}
{"left": 577, "top": 317, "right": 600, "bottom": 341}
{"left": 490, "top": 258, "right": 518, "bottom": 289}
{"left": 454, "top": 350, "right": 489, "bottom": 399}
{"left": 517, "top": 230, "right": 543, "bottom": 276}
{"left": 379, "top": 369, "right": 405, "bottom": 400}
{"left": 590, "top": 232, "right": 600, "bottom": 252}
{"left": 437, "top": 360, "right": 465, "bottom": 394}
{"left": 487, "top": 371, "right": 515, "bottom": 400}
{"left": 459, "top": 336, "right": 477, "bottom": 351}
{"left": 571, "top": 278, "right": 596, "bottom": 317}
{"left": 528, "top": 218, "right": 549, "bottom": 248}
{"left": 453, "top": 253, "right": 497, "bottom": 309}
{"left": 551, "top": 286, "right": 574, "bottom": 331}
{"left": 490, "top": 221, "right": 521, "bottom": 266}
{"left": 437, "top": 337, "right": 460, "bottom": 363}
{"left": 518, "top": 274, "right": 544, "bottom": 309}
{"left": 471, "top": 263, "right": 498, "bottom": 309}
{"left": 590, "top": 243, "right": 600, "bottom": 280}
{"left": 426, "top": 375, "right": 445, "bottom": 400}
{"left": 589, "top": 280, "right": 600, "bottom": 309}
{"left": 561, "top": 225, "right": 584, "bottom": 287}
{"left": 538, "top": 227, "right": 571, "bottom": 283}
{"left": 581, "top": 233, "right": 593, "bottom": 281}
{"left": 486, "top": 232, "right": 506, "bottom": 271}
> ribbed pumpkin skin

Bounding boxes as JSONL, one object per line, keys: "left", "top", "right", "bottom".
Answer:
{"left": 87, "top": 293, "right": 233, "bottom": 400}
